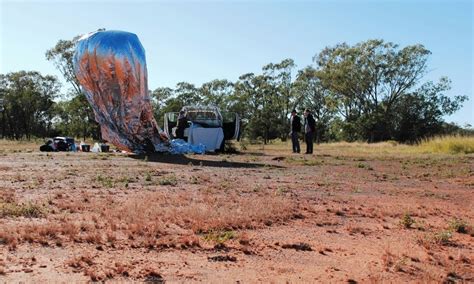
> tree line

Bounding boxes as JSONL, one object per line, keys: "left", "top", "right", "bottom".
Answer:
{"left": 0, "top": 36, "right": 469, "bottom": 143}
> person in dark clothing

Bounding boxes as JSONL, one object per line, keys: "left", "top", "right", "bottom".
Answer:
{"left": 56, "top": 140, "right": 68, "bottom": 151}
{"left": 175, "top": 110, "right": 188, "bottom": 140}
{"left": 290, "top": 109, "right": 301, "bottom": 153}
{"left": 40, "top": 139, "right": 55, "bottom": 152}
{"left": 303, "top": 109, "right": 316, "bottom": 154}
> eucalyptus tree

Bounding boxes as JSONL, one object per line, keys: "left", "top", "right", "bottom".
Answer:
{"left": 293, "top": 67, "right": 337, "bottom": 142}
{"left": 315, "top": 39, "right": 433, "bottom": 141}
{"left": 0, "top": 71, "right": 60, "bottom": 139}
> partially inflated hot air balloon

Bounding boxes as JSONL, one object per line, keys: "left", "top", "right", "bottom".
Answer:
{"left": 73, "top": 30, "right": 167, "bottom": 153}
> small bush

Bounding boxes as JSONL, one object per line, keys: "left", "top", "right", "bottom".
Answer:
{"left": 399, "top": 213, "right": 415, "bottom": 228}
{"left": 448, "top": 218, "right": 469, "bottom": 234}
{"left": 96, "top": 175, "right": 114, "bottom": 188}
{"left": 203, "top": 230, "right": 235, "bottom": 243}
{"left": 357, "top": 162, "right": 373, "bottom": 170}
{"left": 145, "top": 172, "right": 152, "bottom": 182}
{"left": 189, "top": 176, "right": 200, "bottom": 184}
{"left": 0, "top": 202, "right": 45, "bottom": 218}
{"left": 158, "top": 175, "right": 177, "bottom": 186}
{"left": 433, "top": 230, "right": 452, "bottom": 245}
{"left": 224, "top": 141, "right": 239, "bottom": 154}
{"left": 118, "top": 176, "right": 134, "bottom": 184}
{"left": 239, "top": 139, "right": 248, "bottom": 151}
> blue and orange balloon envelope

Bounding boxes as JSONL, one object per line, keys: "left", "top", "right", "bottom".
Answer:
{"left": 73, "top": 30, "right": 166, "bottom": 152}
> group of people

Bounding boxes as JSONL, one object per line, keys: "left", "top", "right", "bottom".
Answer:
{"left": 290, "top": 109, "right": 316, "bottom": 154}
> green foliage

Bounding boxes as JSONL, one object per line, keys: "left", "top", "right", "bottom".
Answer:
{"left": 117, "top": 176, "right": 134, "bottom": 184}
{"left": 433, "top": 230, "right": 452, "bottom": 245}
{"left": 357, "top": 162, "right": 373, "bottom": 170}
{"left": 96, "top": 175, "right": 114, "bottom": 188}
{"left": 393, "top": 78, "right": 467, "bottom": 142}
{"left": 53, "top": 93, "right": 100, "bottom": 140}
{"left": 448, "top": 218, "right": 468, "bottom": 234}
{"left": 399, "top": 213, "right": 415, "bottom": 228}
{"left": 203, "top": 230, "right": 235, "bottom": 243}
{"left": 153, "top": 39, "right": 466, "bottom": 144}
{"left": 158, "top": 174, "right": 178, "bottom": 186}
{"left": 151, "top": 87, "right": 175, "bottom": 126}
{"left": 45, "top": 35, "right": 100, "bottom": 139}
{"left": 0, "top": 71, "right": 60, "bottom": 139}
{"left": 314, "top": 39, "right": 467, "bottom": 142}
{"left": 45, "top": 29, "right": 104, "bottom": 98}
{"left": 200, "top": 79, "right": 234, "bottom": 109}
{"left": 223, "top": 141, "right": 239, "bottom": 153}
{"left": 145, "top": 172, "right": 152, "bottom": 182}
{"left": 233, "top": 73, "right": 282, "bottom": 143}
{"left": 45, "top": 38, "right": 81, "bottom": 96}
{"left": 0, "top": 201, "right": 45, "bottom": 218}
{"left": 0, "top": 37, "right": 468, "bottom": 144}
{"left": 239, "top": 139, "right": 248, "bottom": 150}
{"left": 293, "top": 66, "right": 336, "bottom": 142}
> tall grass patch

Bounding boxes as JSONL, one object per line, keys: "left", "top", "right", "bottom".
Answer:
{"left": 419, "top": 136, "right": 474, "bottom": 154}
{"left": 0, "top": 201, "right": 45, "bottom": 218}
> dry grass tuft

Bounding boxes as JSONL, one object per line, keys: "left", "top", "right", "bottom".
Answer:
{"left": 448, "top": 218, "right": 470, "bottom": 234}
{"left": 0, "top": 230, "right": 18, "bottom": 250}
{"left": 66, "top": 253, "right": 95, "bottom": 270}
{"left": 418, "top": 135, "right": 474, "bottom": 154}
{"left": 158, "top": 174, "right": 178, "bottom": 186}
{"left": 399, "top": 213, "right": 415, "bottom": 229}
{"left": 103, "top": 191, "right": 297, "bottom": 235}
{"left": 0, "top": 190, "right": 297, "bottom": 249}
{"left": 0, "top": 139, "right": 40, "bottom": 152}
{"left": 382, "top": 249, "right": 409, "bottom": 272}
{"left": 432, "top": 230, "right": 453, "bottom": 245}
{"left": 0, "top": 201, "right": 45, "bottom": 218}
{"left": 203, "top": 230, "right": 235, "bottom": 243}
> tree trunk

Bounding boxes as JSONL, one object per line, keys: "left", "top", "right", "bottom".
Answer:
{"left": 264, "top": 128, "right": 268, "bottom": 145}
{"left": 1, "top": 111, "right": 5, "bottom": 139}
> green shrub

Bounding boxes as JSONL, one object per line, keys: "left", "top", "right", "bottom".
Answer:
{"left": 145, "top": 172, "right": 152, "bottom": 182}
{"left": 239, "top": 139, "right": 248, "bottom": 151}
{"left": 203, "top": 230, "right": 235, "bottom": 243}
{"left": 433, "top": 230, "right": 452, "bottom": 244}
{"left": 449, "top": 218, "right": 468, "bottom": 234}
{"left": 357, "top": 162, "right": 373, "bottom": 170}
{"left": 0, "top": 202, "right": 45, "bottom": 218}
{"left": 399, "top": 213, "right": 415, "bottom": 228}
{"left": 96, "top": 175, "right": 114, "bottom": 187}
{"left": 158, "top": 175, "right": 177, "bottom": 186}
{"left": 224, "top": 141, "right": 239, "bottom": 153}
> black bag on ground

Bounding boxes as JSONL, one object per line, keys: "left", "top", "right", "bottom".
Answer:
{"left": 40, "top": 144, "right": 53, "bottom": 152}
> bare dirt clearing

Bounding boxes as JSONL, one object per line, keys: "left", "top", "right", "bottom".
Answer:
{"left": 0, "top": 142, "right": 473, "bottom": 282}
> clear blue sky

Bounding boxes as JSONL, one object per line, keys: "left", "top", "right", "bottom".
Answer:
{"left": 1, "top": 0, "right": 473, "bottom": 125}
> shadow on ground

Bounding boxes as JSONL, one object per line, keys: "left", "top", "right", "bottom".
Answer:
{"left": 129, "top": 153, "right": 284, "bottom": 168}
{"left": 129, "top": 153, "right": 283, "bottom": 168}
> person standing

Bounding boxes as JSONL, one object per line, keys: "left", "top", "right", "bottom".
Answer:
{"left": 290, "top": 109, "right": 301, "bottom": 153}
{"left": 175, "top": 110, "right": 188, "bottom": 140}
{"left": 303, "top": 109, "right": 316, "bottom": 154}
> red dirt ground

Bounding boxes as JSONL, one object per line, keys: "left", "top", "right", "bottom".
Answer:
{"left": 0, "top": 143, "right": 473, "bottom": 282}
